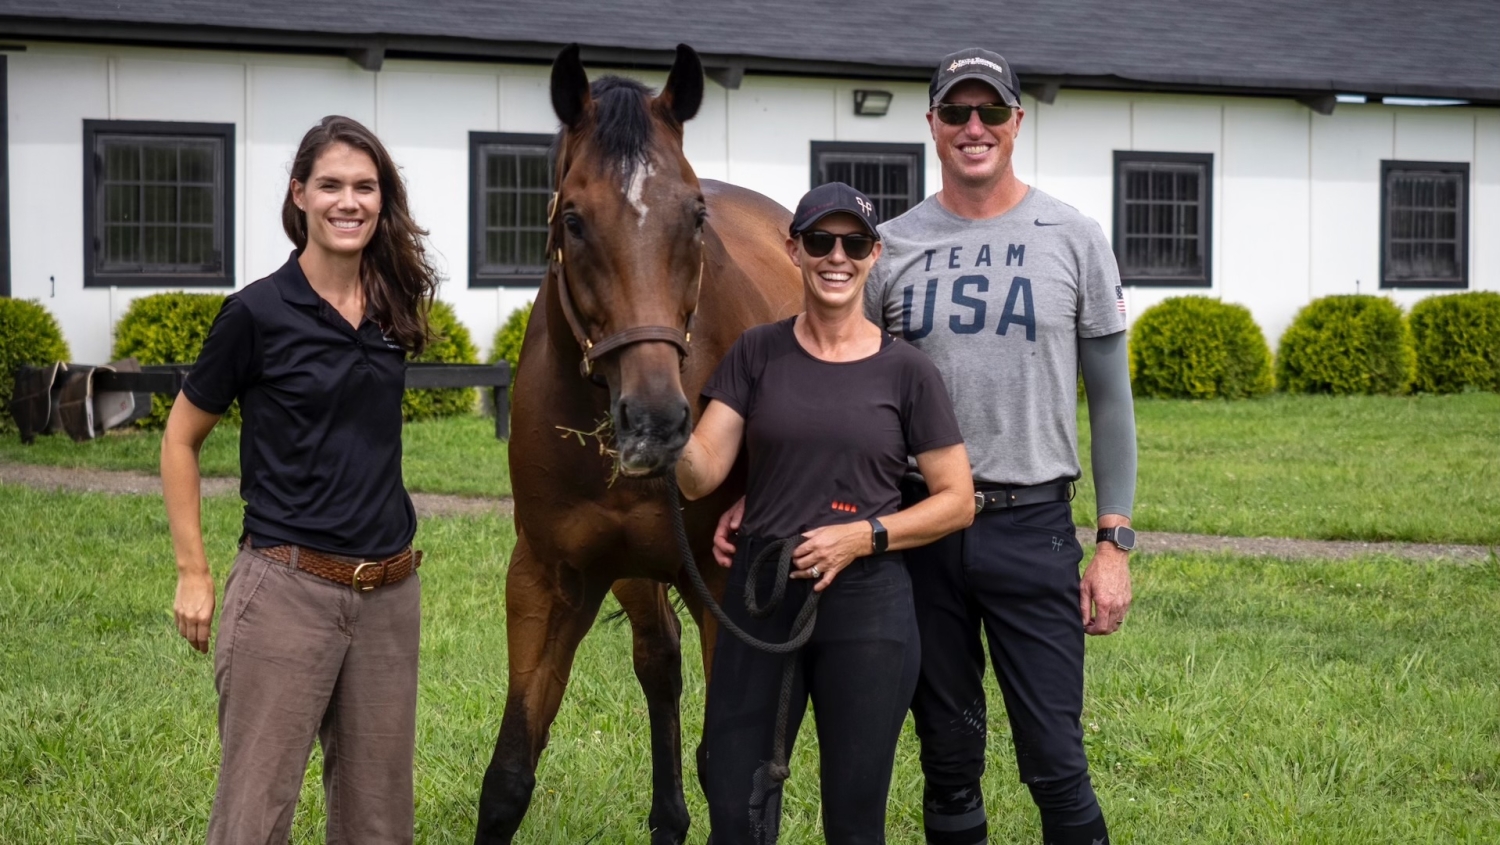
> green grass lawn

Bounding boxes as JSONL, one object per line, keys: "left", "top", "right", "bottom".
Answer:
{"left": 1073, "top": 392, "right": 1500, "bottom": 545}
{"left": 0, "top": 414, "right": 511, "bottom": 498}
{"left": 2, "top": 486, "right": 1497, "bottom": 843}
{"left": 4, "top": 393, "right": 1498, "bottom": 543}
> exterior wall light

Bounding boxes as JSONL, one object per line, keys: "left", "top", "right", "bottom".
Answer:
{"left": 853, "top": 90, "right": 893, "bottom": 116}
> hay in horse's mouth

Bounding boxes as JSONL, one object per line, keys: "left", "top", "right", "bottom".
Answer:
{"left": 557, "top": 415, "right": 622, "bottom": 485}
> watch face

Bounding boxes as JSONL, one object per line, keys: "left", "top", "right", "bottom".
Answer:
{"left": 1114, "top": 526, "right": 1136, "bottom": 551}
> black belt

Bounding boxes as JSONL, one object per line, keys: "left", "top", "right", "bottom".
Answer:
{"left": 973, "top": 480, "right": 1074, "bottom": 513}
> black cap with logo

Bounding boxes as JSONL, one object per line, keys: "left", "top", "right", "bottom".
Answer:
{"left": 789, "top": 182, "right": 881, "bottom": 239}
{"left": 929, "top": 47, "right": 1022, "bottom": 108}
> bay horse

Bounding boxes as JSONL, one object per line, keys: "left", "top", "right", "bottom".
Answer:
{"left": 474, "top": 44, "right": 802, "bottom": 843}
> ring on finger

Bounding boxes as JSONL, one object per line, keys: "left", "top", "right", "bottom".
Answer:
{"left": 809, "top": 566, "right": 821, "bottom": 578}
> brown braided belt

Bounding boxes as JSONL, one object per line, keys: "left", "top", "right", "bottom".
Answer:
{"left": 254, "top": 544, "right": 422, "bottom": 592}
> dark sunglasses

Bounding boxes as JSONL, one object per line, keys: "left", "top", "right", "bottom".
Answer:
{"left": 932, "top": 103, "right": 1014, "bottom": 126}
{"left": 800, "top": 230, "right": 877, "bottom": 260}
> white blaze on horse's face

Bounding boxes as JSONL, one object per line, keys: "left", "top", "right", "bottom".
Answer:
{"left": 623, "top": 158, "right": 655, "bottom": 227}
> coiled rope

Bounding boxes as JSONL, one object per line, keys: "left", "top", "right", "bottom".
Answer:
{"left": 666, "top": 481, "right": 819, "bottom": 783}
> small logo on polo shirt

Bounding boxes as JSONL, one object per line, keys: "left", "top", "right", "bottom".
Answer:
{"left": 831, "top": 500, "right": 859, "bottom": 514}
{"left": 1051, "top": 536, "right": 1065, "bottom": 552}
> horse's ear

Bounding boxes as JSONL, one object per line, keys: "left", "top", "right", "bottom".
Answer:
{"left": 550, "top": 43, "right": 591, "bottom": 129}
{"left": 657, "top": 43, "right": 704, "bottom": 126}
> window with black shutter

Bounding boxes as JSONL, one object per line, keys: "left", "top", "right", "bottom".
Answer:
{"left": 469, "top": 132, "right": 554, "bottom": 287}
{"left": 1381, "top": 161, "right": 1468, "bottom": 289}
{"left": 83, "top": 121, "right": 235, "bottom": 288}
{"left": 1112, "top": 151, "right": 1212, "bottom": 287}
{"left": 810, "top": 142, "right": 924, "bottom": 224}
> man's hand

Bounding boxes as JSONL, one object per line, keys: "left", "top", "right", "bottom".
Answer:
{"left": 712, "top": 496, "right": 746, "bottom": 567}
{"left": 175, "top": 571, "right": 216, "bottom": 653}
{"left": 1080, "top": 516, "right": 1132, "bottom": 635}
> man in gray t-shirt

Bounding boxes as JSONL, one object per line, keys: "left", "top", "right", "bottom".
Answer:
{"left": 868, "top": 48, "right": 1137, "bottom": 845}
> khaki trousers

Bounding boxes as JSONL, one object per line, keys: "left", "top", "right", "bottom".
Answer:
{"left": 207, "top": 548, "right": 420, "bottom": 844}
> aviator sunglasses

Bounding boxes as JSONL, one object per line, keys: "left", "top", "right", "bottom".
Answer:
{"left": 800, "top": 230, "right": 877, "bottom": 260}
{"left": 932, "top": 103, "right": 1014, "bottom": 126}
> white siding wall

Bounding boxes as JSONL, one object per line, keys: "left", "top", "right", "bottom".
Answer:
{"left": 7, "top": 41, "right": 1497, "bottom": 362}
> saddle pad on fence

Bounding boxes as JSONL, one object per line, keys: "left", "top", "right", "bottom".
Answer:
{"left": 8, "top": 362, "right": 65, "bottom": 444}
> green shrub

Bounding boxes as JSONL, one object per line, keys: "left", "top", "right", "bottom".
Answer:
{"left": 1408, "top": 291, "right": 1500, "bottom": 394}
{"left": 1129, "top": 296, "right": 1273, "bottom": 399}
{"left": 488, "top": 301, "right": 533, "bottom": 375}
{"left": 111, "top": 292, "right": 228, "bottom": 427}
{"left": 0, "top": 299, "right": 72, "bottom": 432}
{"left": 404, "top": 300, "right": 479, "bottom": 422}
{"left": 1276, "top": 295, "right": 1414, "bottom": 395}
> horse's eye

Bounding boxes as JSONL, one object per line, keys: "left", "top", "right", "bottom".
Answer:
{"left": 694, "top": 208, "right": 708, "bottom": 229}
{"left": 564, "top": 213, "right": 585, "bottom": 238}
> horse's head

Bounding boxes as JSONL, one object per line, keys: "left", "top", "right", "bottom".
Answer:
{"left": 548, "top": 43, "right": 706, "bottom": 478}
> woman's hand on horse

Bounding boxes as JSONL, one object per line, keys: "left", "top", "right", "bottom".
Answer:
{"left": 791, "top": 521, "right": 873, "bottom": 592}
{"left": 174, "top": 570, "right": 217, "bottom": 653}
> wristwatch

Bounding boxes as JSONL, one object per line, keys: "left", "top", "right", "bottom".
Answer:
{"left": 1096, "top": 525, "right": 1137, "bottom": 552}
{"left": 868, "top": 517, "right": 889, "bottom": 554}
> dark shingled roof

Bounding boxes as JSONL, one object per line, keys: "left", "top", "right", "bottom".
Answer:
{"left": 3, "top": 0, "right": 1498, "bottom": 103}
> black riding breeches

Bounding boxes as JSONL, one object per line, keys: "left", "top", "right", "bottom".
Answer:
{"left": 901, "top": 485, "right": 1108, "bottom": 845}
{"left": 701, "top": 536, "right": 920, "bottom": 845}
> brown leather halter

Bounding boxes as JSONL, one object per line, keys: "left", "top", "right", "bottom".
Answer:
{"left": 546, "top": 136, "right": 702, "bottom": 380}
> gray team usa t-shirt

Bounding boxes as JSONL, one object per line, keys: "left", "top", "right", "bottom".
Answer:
{"left": 864, "top": 188, "right": 1126, "bottom": 486}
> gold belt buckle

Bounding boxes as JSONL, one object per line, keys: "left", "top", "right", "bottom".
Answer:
{"left": 352, "top": 561, "right": 381, "bottom": 592}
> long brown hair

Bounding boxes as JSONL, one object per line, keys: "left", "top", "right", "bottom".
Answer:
{"left": 282, "top": 115, "right": 438, "bottom": 354}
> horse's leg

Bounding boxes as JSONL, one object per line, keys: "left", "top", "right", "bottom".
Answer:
{"left": 476, "top": 534, "right": 608, "bottom": 844}
{"left": 613, "top": 578, "right": 692, "bottom": 845}
{"left": 675, "top": 562, "right": 723, "bottom": 830}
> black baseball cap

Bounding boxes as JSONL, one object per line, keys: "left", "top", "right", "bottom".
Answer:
{"left": 789, "top": 182, "right": 881, "bottom": 239}
{"left": 929, "top": 47, "right": 1022, "bottom": 108}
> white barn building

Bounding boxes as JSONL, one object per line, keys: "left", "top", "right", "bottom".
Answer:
{"left": 1, "top": 1, "right": 1496, "bottom": 363}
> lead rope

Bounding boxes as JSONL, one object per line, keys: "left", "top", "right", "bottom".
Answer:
{"left": 665, "top": 480, "right": 819, "bottom": 783}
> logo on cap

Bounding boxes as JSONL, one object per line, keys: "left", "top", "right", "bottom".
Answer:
{"left": 948, "top": 56, "right": 1006, "bottom": 75}
{"left": 856, "top": 196, "right": 873, "bottom": 216}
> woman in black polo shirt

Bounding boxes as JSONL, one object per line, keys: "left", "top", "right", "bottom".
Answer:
{"left": 676, "top": 182, "right": 975, "bottom": 844}
{"left": 162, "top": 115, "right": 437, "bottom": 843}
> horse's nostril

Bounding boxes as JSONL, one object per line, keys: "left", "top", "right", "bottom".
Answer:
{"left": 616, "top": 400, "right": 633, "bottom": 434}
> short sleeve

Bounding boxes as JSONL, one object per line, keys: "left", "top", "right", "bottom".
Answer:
{"left": 701, "top": 330, "right": 757, "bottom": 418}
{"left": 899, "top": 347, "right": 964, "bottom": 455}
{"left": 862, "top": 259, "right": 889, "bottom": 326}
{"left": 1076, "top": 220, "right": 1127, "bottom": 339}
{"left": 181, "top": 296, "right": 260, "bottom": 415}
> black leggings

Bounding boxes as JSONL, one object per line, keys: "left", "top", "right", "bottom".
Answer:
{"left": 700, "top": 536, "right": 920, "bottom": 845}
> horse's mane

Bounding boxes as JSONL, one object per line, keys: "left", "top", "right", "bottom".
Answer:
{"left": 582, "top": 76, "right": 654, "bottom": 174}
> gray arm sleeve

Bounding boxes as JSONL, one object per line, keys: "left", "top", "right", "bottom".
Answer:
{"left": 1079, "top": 331, "right": 1137, "bottom": 519}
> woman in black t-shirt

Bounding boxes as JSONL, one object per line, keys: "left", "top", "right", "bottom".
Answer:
{"left": 161, "top": 116, "right": 437, "bottom": 843}
{"left": 676, "top": 182, "right": 975, "bottom": 844}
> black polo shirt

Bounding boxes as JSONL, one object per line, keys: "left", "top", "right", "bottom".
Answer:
{"left": 183, "top": 252, "right": 416, "bottom": 558}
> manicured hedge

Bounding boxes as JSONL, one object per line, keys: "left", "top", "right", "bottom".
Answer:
{"left": 1129, "top": 296, "right": 1273, "bottom": 399}
{"left": 1408, "top": 291, "right": 1500, "bottom": 394}
{"left": 488, "top": 301, "right": 532, "bottom": 375}
{"left": 404, "top": 300, "right": 479, "bottom": 422}
{"left": 111, "top": 292, "right": 229, "bottom": 427}
{"left": 0, "top": 299, "right": 72, "bottom": 432}
{"left": 1276, "top": 295, "right": 1414, "bottom": 395}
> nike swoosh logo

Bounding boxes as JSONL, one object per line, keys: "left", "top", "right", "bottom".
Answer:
{"left": 1034, "top": 219, "right": 1062, "bottom": 226}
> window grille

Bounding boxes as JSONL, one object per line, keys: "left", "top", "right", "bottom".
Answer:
{"left": 810, "top": 142, "right": 924, "bottom": 223}
{"left": 470, "top": 133, "right": 554, "bottom": 287}
{"left": 1382, "top": 161, "right": 1468, "bottom": 288}
{"left": 1113, "top": 152, "right": 1212, "bottom": 287}
{"left": 84, "top": 121, "right": 234, "bottom": 287}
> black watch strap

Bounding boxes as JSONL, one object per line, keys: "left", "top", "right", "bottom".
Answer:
{"left": 868, "top": 517, "right": 889, "bottom": 554}
{"left": 1095, "top": 525, "right": 1136, "bottom": 552}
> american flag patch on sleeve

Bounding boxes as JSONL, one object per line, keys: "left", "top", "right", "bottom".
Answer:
{"left": 1115, "top": 285, "right": 1127, "bottom": 315}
